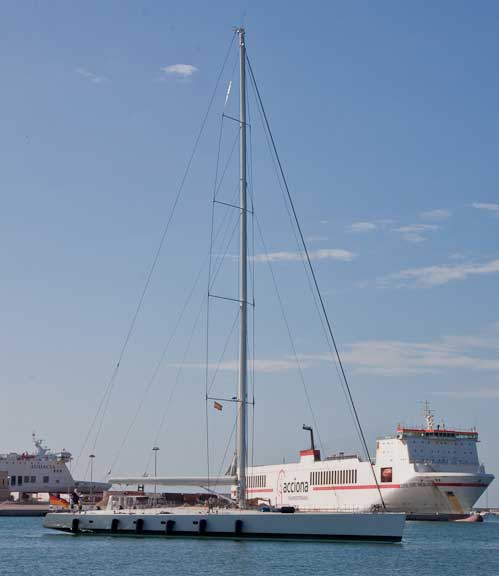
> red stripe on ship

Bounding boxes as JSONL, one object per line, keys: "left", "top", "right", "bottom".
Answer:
{"left": 314, "top": 484, "right": 401, "bottom": 491}
{"left": 434, "top": 482, "right": 486, "bottom": 488}
{"left": 246, "top": 489, "right": 274, "bottom": 493}
{"left": 313, "top": 481, "right": 485, "bottom": 491}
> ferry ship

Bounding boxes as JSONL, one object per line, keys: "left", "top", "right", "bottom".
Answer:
{"left": 0, "top": 434, "right": 110, "bottom": 497}
{"left": 237, "top": 408, "right": 494, "bottom": 520}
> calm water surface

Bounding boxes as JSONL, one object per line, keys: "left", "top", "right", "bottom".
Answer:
{"left": 0, "top": 516, "right": 498, "bottom": 576}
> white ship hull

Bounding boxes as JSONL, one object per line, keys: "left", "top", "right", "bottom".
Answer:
{"left": 236, "top": 424, "right": 494, "bottom": 519}
{"left": 0, "top": 435, "right": 110, "bottom": 496}
{"left": 43, "top": 508, "right": 405, "bottom": 542}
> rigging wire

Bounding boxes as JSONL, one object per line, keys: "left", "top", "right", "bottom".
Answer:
{"left": 144, "top": 191, "right": 242, "bottom": 476}
{"left": 247, "top": 62, "right": 363, "bottom": 468}
{"left": 75, "top": 31, "right": 238, "bottom": 473}
{"left": 247, "top": 92, "right": 256, "bottom": 471}
{"left": 207, "top": 310, "right": 239, "bottom": 396}
{"left": 108, "top": 156, "right": 241, "bottom": 475}
{"left": 243, "top": 56, "right": 325, "bottom": 457}
{"left": 205, "top": 114, "right": 225, "bottom": 490}
{"left": 214, "top": 415, "right": 237, "bottom": 483}
{"left": 107, "top": 258, "right": 207, "bottom": 476}
{"left": 253, "top": 214, "right": 325, "bottom": 456}
{"left": 144, "top": 292, "right": 207, "bottom": 475}
{"left": 204, "top": 110, "right": 238, "bottom": 488}
{"left": 246, "top": 53, "right": 386, "bottom": 508}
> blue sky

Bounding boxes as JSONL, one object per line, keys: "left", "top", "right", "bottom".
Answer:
{"left": 1, "top": 1, "right": 498, "bottom": 505}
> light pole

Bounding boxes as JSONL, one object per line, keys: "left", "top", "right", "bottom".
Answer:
{"left": 152, "top": 447, "right": 160, "bottom": 496}
{"left": 89, "top": 454, "right": 95, "bottom": 501}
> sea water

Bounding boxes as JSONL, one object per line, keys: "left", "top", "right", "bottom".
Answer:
{"left": 0, "top": 516, "right": 498, "bottom": 576}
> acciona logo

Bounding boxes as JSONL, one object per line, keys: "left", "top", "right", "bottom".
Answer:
{"left": 282, "top": 478, "right": 309, "bottom": 494}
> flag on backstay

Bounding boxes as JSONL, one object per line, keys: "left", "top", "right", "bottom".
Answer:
{"left": 49, "top": 493, "right": 70, "bottom": 509}
{"left": 213, "top": 401, "right": 223, "bottom": 411}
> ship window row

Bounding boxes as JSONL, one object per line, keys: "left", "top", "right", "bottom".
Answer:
{"left": 310, "top": 469, "right": 357, "bottom": 486}
{"left": 247, "top": 475, "right": 266, "bottom": 488}
{"left": 10, "top": 475, "right": 50, "bottom": 486}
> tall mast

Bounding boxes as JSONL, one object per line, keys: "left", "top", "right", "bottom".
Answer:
{"left": 236, "top": 26, "right": 248, "bottom": 509}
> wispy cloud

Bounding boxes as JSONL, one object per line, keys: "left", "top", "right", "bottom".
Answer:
{"left": 349, "top": 222, "right": 378, "bottom": 233}
{"left": 472, "top": 202, "right": 499, "bottom": 215}
{"left": 339, "top": 335, "right": 499, "bottom": 376}
{"left": 393, "top": 224, "right": 440, "bottom": 243}
{"left": 76, "top": 67, "right": 110, "bottom": 84}
{"left": 449, "top": 252, "right": 472, "bottom": 261}
{"left": 173, "top": 329, "right": 499, "bottom": 379}
{"left": 434, "top": 387, "right": 499, "bottom": 400}
{"left": 160, "top": 64, "right": 199, "bottom": 79}
{"left": 379, "top": 258, "right": 499, "bottom": 288}
{"left": 420, "top": 209, "right": 451, "bottom": 221}
{"left": 305, "top": 235, "right": 328, "bottom": 243}
{"left": 170, "top": 358, "right": 302, "bottom": 373}
{"left": 252, "top": 248, "right": 357, "bottom": 263}
{"left": 347, "top": 219, "right": 395, "bottom": 234}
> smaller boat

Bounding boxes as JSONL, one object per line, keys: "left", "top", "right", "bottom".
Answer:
{"left": 0, "top": 434, "right": 110, "bottom": 497}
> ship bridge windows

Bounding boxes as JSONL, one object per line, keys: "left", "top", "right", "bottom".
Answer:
{"left": 43, "top": 476, "right": 49, "bottom": 484}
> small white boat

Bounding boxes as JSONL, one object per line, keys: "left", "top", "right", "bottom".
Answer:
{"left": 44, "top": 27, "right": 405, "bottom": 543}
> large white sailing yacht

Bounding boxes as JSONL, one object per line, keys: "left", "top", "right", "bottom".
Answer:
{"left": 44, "top": 28, "right": 405, "bottom": 542}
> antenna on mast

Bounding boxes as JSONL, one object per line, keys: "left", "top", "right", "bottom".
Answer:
{"left": 422, "top": 401, "right": 435, "bottom": 430}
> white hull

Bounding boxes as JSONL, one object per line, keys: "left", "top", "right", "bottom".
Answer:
{"left": 0, "top": 436, "right": 110, "bottom": 495}
{"left": 235, "top": 424, "right": 494, "bottom": 518}
{"left": 240, "top": 465, "right": 493, "bottom": 517}
{"left": 43, "top": 508, "right": 405, "bottom": 542}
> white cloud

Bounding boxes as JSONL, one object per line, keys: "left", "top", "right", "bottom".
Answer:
{"left": 252, "top": 248, "right": 357, "bottom": 263}
{"left": 400, "top": 233, "right": 426, "bottom": 243}
{"left": 441, "top": 335, "right": 499, "bottom": 350}
{"left": 420, "top": 209, "right": 451, "bottom": 221}
{"left": 170, "top": 358, "right": 302, "bottom": 373}
{"left": 449, "top": 252, "right": 471, "bottom": 261}
{"left": 76, "top": 67, "right": 110, "bottom": 84}
{"left": 173, "top": 330, "right": 499, "bottom": 379}
{"left": 393, "top": 223, "right": 440, "bottom": 243}
{"left": 394, "top": 224, "right": 440, "bottom": 234}
{"left": 160, "top": 64, "right": 199, "bottom": 78}
{"left": 347, "top": 219, "right": 396, "bottom": 234}
{"left": 349, "top": 222, "right": 377, "bottom": 233}
{"left": 381, "top": 258, "right": 499, "bottom": 288}
{"left": 305, "top": 235, "right": 328, "bottom": 243}
{"left": 340, "top": 336, "right": 499, "bottom": 376}
{"left": 472, "top": 202, "right": 499, "bottom": 214}
{"left": 434, "top": 387, "right": 499, "bottom": 400}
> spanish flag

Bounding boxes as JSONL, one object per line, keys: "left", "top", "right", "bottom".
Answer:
{"left": 213, "top": 401, "right": 223, "bottom": 411}
{"left": 49, "top": 494, "right": 70, "bottom": 509}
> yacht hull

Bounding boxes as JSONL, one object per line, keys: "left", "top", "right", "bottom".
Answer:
{"left": 43, "top": 510, "right": 405, "bottom": 542}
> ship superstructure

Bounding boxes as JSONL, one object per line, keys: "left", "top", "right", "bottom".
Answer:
{"left": 238, "top": 408, "right": 494, "bottom": 519}
{"left": 0, "top": 434, "right": 110, "bottom": 496}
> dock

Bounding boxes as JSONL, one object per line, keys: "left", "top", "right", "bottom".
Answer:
{"left": 0, "top": 503, "right": 49, "bottom": 517}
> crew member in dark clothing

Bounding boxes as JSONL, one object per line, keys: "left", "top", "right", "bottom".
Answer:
{"left": 70, "top": 490, "right": 80, "bottom": 511}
